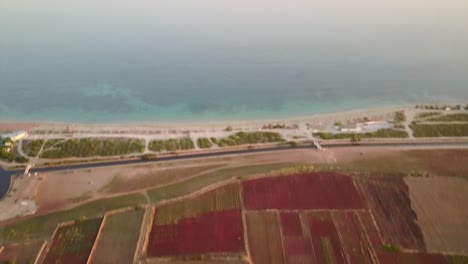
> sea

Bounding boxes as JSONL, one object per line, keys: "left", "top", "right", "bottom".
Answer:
{"left": 1, "top": 0, "right": 467, "bottom": 122}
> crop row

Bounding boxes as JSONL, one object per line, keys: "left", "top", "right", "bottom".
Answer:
{"left": 155, "top": 183, "right": 241, "bottom": 225}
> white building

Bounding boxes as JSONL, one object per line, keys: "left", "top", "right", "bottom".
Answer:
{"left": 1, "top": 130, "right": 28, "bottom": 142}
{"left": 338, "top": 125, "right": 362, "bottom": 133}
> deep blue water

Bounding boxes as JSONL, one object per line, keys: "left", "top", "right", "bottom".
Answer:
{"left": 1, "top": 1, "right": 467, "bottom": 122}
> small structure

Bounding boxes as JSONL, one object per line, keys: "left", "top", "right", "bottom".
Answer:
{"left": 445, "top": 107, "right": 451, "bottom": 111}
{"left": 338, "top": 125, "right": 362, "bottom": 133}
{"left": 1, "top": 130, "right": 28, "bottom": 142}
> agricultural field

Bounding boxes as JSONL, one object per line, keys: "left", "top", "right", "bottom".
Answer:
{"left": 89, "top": 209, "right": 145, "bottom": 264}
{"left": 306, "top": 211, "right": 347, "bottom": 263}
{"left": 279, "top": 212, "right": 315, "bottom": 264}
{"left": 155, "top": 183, "right": 240, "bottom": 225}
{"left": 331, "top": 211, "right": 376, "bottom": 263}
{"left": 42, "top": 218, "right": 102, "bottom": 264}
{"left": 410, "top": 123, "right": 468, "bottom": 137}
{"left": 426, "top": 113, "right": 468, "bottom": 122}
{"left": 148, "top": 138, "right": 194, "bottom": 152}
{"left": 147, "top": 209, "right": 244, "bottom": 257}
{"left": 40, "top": 138, "right": 144, "bottom": 158}
{"left": 405, "top": 176, "right": 468, "bottom": 254}
{"left": 0, "top": 240, "right": 45, "bottom": 264}
{"left": 245, "top": 212, "right": 285, "bottom": 264}
{"left": 242, "top": 172, "right": 365, "bottom": 210}
{"left": 355, "top": 176, "right": 426, "bottom": 250}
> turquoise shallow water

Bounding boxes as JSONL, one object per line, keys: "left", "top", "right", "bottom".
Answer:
{"left": 1, "top": 1, "right": 467, "bottom": 122}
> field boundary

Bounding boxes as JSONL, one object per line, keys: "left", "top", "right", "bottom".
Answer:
{"left": 239, "top": 182, "right": 252, "bottom": 264}
{"left": 133, "top": 206, "right": 150, "bottom": 264}
{"left": 38, "top": 220, "right": 74, "bottom": 264}
{"left": 33, "top": 241, "right": 47, "bottom": 264}
{"left": 355, "top": 212, "right": 379, "bottom": 263}
{"left": 141, "top": 206, "right": 156, "bottom": 258}
{"left": 331, "top": 212, "right": 351, "bottom": 263}
{"left": 86, "top": 215, "right": 107, "bottom": 264}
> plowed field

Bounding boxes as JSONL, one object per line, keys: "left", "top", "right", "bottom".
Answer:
{"left": 243, "top": 172, "right": 364, "bottom": 210}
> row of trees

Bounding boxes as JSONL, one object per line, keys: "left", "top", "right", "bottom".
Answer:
{"left": 217, "top": 132, "right": 284, "bottom": 147}
{"left": 40, "top": 138, "right": 144, "bottom": 158}
{"left": 148, "top": 138, "right": 195, "bottom": 152}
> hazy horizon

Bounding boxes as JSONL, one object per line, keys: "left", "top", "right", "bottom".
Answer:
{"left": 1, "top": 0, "right": 467, "bottom": 122}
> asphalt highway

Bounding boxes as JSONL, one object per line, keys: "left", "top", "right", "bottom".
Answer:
{"left": 1, "top": 140, "right": 468, "bottom": 199}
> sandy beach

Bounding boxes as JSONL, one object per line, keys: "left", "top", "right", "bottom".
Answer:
{"left": 0, "top": 105, "right": 406, "bottom": 135}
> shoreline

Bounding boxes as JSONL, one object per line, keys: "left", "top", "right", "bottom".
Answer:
{"left": 0, "top": 104, "right": 411, "bottom": 131}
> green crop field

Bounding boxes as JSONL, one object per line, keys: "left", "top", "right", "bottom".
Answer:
{"left": 155, "top": 183, "right": 240, "bottom": 225}
{"left": 91, "top": 209, "right": 145, "bottom": 264}
{"left": 410, "top": 124, "right": 468, "bottom": 137}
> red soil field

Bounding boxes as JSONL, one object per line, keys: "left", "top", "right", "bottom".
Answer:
{"left": 242, "top": 172, "right": 365, "bottom": 210}
{"left": 358, "top": 211, "right": 451, "bottom": 264}
{"left": 246, "top": 212, "right": 285, "bottom": 264}
{"left": 43, "top": 218, "right": 102, "bottom": 264}
{"left": 306, "top": 212, "right": 346, "bottom": 264}
{"left": 357, "top": 211, "right": 384, "bottom": 249}
{"left": 147, "top": 209, "right": 244, "bottom": 256}
{"left": 332, "top": 211, "right": 376, "bottom": 263}
{"left": 283, "top": 237, "right": 313, "bottom": 255}
{"left": 280, "top": 212, "right": 303, "bottom": 237}
{"left": 355, "top": 177, "right": 425, "bottom": 250}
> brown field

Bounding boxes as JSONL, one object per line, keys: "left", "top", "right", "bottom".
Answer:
{"left": 90, "top": 209, "right": 145, "bottom": 264}
{"left": 331, "top": 211, "right": 376, "bottom": 263}
{"left": 0, "top": 240, "right": 44, "bottom": 264}
{"left": 155, "top": 183, "right": 241, "bottom": 225}
{"left": 246, "top": 212, "right": 285, "bottom": 264}
{"left": 42, "top": 218, "right": 102, "bottom": 264}
{"left": 102, "top": 164, "right": 225, "bottom": 194}
{"left": 405, "top": 176, "right": 468, "bottom": 254}
{"left": 355, "top": 176, "right": 426, "bottom": 250}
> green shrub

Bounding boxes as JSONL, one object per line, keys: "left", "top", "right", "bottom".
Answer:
{"left": 314, "top": 128, "right": 408, "bottom": 140}
{"left": 40, "top": 138, "right": 144, "bottom": 158}
{"left": 217, "top": 132, "right": 284, "bottom": 147}
{"left": 148, "top": 138, "right": 194, "bottom": 152}
{"left": 197, "top": 138, "right": 213, "bottom": 149}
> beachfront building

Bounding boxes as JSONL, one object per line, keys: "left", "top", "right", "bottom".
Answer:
{"left": 338, "top": 125, "right": 362, "bottom": 133}
{"left": 0, "top": 130, "right": 28, "bottom": 142}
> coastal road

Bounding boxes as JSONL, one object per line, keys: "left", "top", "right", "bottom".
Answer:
{"left": 1, "top": 140, "right": 468, "bottom": 199}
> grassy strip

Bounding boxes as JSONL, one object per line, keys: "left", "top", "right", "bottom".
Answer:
{"left": 102, "top": 164, "right": 225, "bottom": 194}
{"left": 148, "top": 162, "right": 296, "bottom": 203}
{"left": 426, "top": 113, "right": 468, "bottom": 122}
{"left": 40, "top": 138, "right": 144, "bottom": 158}
{"left": 314, "top": 128, "right": 408, "bottom": 140}
{"left": 22, "top": 140, "right": 44, "bottom": 157}
{"left": 197, "top": 138, "right": 213, "bottom": 149}
{"left": 410, "top": 124, "right": 468, "bottom": 137}
{"left": 148, "top": 138, "right": 194, "bottom": 152}
{"left": 216, "top": 132, "right": 284, "bottom": 147}
{"left": 0, "top": 193, "right": 147, "bottom": 243}
{"left": 414, "top": 112, "right": 442, "bottom": 119}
